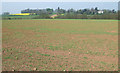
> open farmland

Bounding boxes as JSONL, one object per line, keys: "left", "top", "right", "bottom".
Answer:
{"left": 2, "top": 19, "right": 118, "bottom": 71}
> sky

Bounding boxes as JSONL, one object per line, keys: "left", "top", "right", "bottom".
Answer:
{"left": 1, "top": 0, "right": 120, "bottom": 2}
{"left": 1, "top": 0, "right": 120, "bottom": 14}
{"left": 2, "top": 2, "right": 118, "bottom": 14}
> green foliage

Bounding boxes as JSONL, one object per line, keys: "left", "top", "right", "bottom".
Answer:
{"left": 83, "top": 57, "right": 88, "bottom": 59}
{"left": 56, "top": 13, "right": 118, "bottom": 19}
{"left": 37, "top": 52, "right": 50, "bottom": 57}
{"left": 2, "top": 7, "right": 118, "bottom": 19}
{"left": 32, "top": 13, "right": 51, "bottom": 19}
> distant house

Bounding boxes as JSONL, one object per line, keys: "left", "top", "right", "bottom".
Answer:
{"left": 98, "top": 10, "right": 104, "bottom": 14}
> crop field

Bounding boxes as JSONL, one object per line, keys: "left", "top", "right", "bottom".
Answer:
{"left": 2, "top": 15, "right": 39, "bottom": 19}
{"left": 2, "top": 19, "right": 118, "bottom": 71}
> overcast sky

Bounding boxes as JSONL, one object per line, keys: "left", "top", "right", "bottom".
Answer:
{"left": 1, "top": 0, "right": 120, "bottom": 14}
{"left": 1, "top": 0, "right": 120, "bottom": 2}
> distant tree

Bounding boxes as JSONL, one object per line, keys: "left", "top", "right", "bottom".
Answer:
{"left": 112, "top": 9, "right": 115, "bottom": 13}
{"left": 118, "top": 11, "right": 120, "bottom": 20}
{"left": 3, "top": 12, "right": 10, "bottom": 15}
{"left": 46, "top": 8, "right": 53, "bottom": 14}
{"left": 76, "top": 9, "right": 82, "bottom": 14}
{"left": 67, "top": 8, "right": 76, "bottom": 14}
{"left": 33, "top": 13, "right": 50, "bottom": 19}
{"left": 95, "top": 7, "right": 98, "bottom": 11}
{"left": 55, "top": 7, "right": 66, "bottom": 14}
{"left": 58, "top": 7, "right": 60, "bottom": 10}
{"left": 59, "top": 9, "right": 66, "bottom": 14}
{"left": 19, "top": 7, "right": 118, "bottom": 19}
{"left": 90, "top": 8, "right": 95, "bottom": 15}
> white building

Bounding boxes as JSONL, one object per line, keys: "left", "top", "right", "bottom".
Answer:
{"left": 98, "top": 10, "right": 104, "bottom": 14}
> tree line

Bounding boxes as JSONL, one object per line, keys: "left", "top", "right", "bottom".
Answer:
{"left": 21, "top": 7, "right": 116, "bottom": 14}
{"left": 2, "top": 7, "right": 119, "bottom": 20}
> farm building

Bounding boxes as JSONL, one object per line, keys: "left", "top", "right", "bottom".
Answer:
{"left": 98, "top": 10, "right": 104, "bottom": 14}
